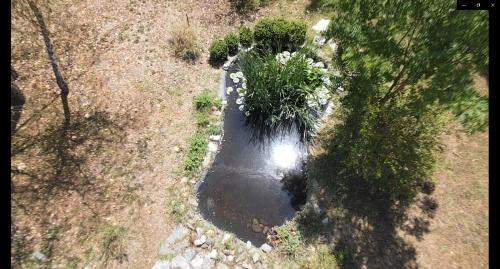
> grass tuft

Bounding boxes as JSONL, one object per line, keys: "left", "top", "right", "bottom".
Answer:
{"left": 170, "top": 27, "right": 200, "bottom": 62}
{"left": 100, "top": 225, "right": 128, "bottom": 265}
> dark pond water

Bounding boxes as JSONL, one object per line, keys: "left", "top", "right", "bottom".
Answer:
{"left": 196, "top": 62, "right": 308, "bottom": 246}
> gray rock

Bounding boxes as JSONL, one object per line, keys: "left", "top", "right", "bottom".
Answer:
{"left": 235, "top": 254, "right": 245, "bottom": 263}
{"left": 205, "top": 237, "right": 214, "bottom": 247}
{"left": 160, "top": 239, "right": 188, "bottom": 255}
{"left": 251, "top": 223, "right": 262, "bottom": 233}
{"left": 152, "top": 260, "right": 171, "bottom": 269}
{"left": 194, "top": 235, "right": 206, "bottom": 247}
{"left": 321, "top": 217, "right": 329, "bottom": 225}
{"left": 189, "top": 199, "right": 198, "bottom": 207}
{"left": 252, "top": 253, "right": 260, "bottom": 263}
{"left": 203, "top": 257, "right": 215, "bottom": 268}
{"left": 227, "top": 255, "right": 235, "bottom": 262}
{"left": 216, "top": 263, "right": 230, "bottom": 269}
{"left": 190, "top": 255, "right": 204, "bottom": 268}
{"left": 260, "top": 244, "right": 272, "bottom": 253}
{"left": 208, "top": 142, "right": 218, "bottom": 153}
{"left": 208, "top": 249, "right": 218, "bottom": 259}
{"left": 31, "top": 251, "right": 46, "bottom": 261}
{"left": 170, "top": 255, "right": 190, "bottom": 269}
{"left": 164, "top": 225, "right": 189, "bottom": 245}
{"left": 183, "top": 247, "right": 197, "bottom": 261}
{"left": 209, "top": 135, "right": 221, "bottom": 141}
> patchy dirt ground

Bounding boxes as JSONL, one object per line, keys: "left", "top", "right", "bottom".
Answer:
{"left": 403, "top": 123, "right": 489, "bottom": 269}
{"left": 11, "top": 0, "right": 488, "bottom": 268}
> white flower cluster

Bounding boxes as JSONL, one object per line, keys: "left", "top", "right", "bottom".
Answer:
{"left": 227, "top": 71, "right": 250, "bottom": 116}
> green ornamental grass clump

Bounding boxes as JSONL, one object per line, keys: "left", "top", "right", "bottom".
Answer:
{"left": 209, "top": 39, "right": 229, "bottom": 66}
{"left": 239, "top": 26, "right": 253, "bottom": 48}
{"left": 254, "top": 18, "right": 307, "bottom": 53}
{"left": 224, "top": 32, "right": 239, "bottom": 56}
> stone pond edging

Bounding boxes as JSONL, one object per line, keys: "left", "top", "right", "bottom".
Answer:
{"left": 151, "top": 56, "right": 273, "bottom": 269}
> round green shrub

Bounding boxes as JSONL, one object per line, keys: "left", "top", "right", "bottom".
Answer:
{"left": 254, "top": 18, "right": 307, "bottom": 53}
{"left": 209, "top": 39, "right": 228, "bottom": 66}
{"left": 239, "top": 27, "right": 253, "bottom": 48}
{"left": 224, "top": 32, "right": 239, "bottom": 56}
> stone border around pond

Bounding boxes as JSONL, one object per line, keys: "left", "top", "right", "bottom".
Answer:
{"left": 151, "top": 55, "right": 273, "bottom": 269}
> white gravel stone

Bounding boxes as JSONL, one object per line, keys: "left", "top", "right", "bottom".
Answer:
{"left": 209, "top": 135, "right": 221, "bottom": 141}
{"left": 194, "top": 235, "right": 206, "bottom": 247}
{"left": 260, "top": 243, "right": 272, "bottom": 253}
{"left": 31, "top": 251, "right": 46, "bottom": 261}
{"left": 208, "top": 249, "right": 218, "bottom": 259}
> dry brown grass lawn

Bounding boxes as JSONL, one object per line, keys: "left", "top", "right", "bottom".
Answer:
{"left": 11, "top": 1, "right": 488, "bottom": 268}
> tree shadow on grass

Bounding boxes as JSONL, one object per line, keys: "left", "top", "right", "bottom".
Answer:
{"left": 297, "top": 147, "right": 439, "bottom": 268}
{"left": 11, "top": 111, "right": 129, "bottom": 267}
{"left": 12, "top": 110, "right": 125, "bottom": 205}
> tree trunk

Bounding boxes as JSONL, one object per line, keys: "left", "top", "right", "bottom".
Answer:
{"left": 28, "top": 0, "right": 70, "bottom": 128}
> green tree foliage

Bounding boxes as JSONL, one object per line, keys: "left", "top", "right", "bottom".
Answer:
{"left": 322, "top": 0, "right": 488, "bottom": 202}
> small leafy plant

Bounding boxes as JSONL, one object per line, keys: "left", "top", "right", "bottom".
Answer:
{"left": 209, "top": 39, "right": 229, "bottom": 66}
{"left": 224, "top": 32, "right": 239, "bottom": 56}
{"left": 194, "top": 90, "right": 215, "bottom": 110}
{"left": 184, "top": 133, "right": 208, "bottom": 175}
{"left": 276, "top": 225, "right": 301, "bottom": 258}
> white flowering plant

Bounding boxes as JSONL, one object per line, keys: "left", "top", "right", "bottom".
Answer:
{"left": 238, "top": 50, "right": 334, "bottom": 140}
